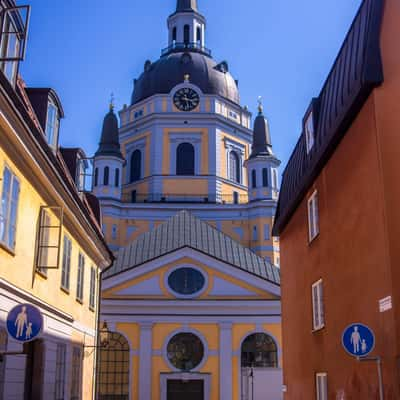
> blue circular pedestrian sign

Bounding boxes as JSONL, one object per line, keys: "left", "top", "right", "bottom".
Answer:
{"left": 6, "top": 304, "right": 43, "bottom": 343}
{"left": 342, "top": 323, "right": 375, "bottom": 357}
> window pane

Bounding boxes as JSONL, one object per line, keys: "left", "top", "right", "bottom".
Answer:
{"left": 262, "top": 168, "right": 268, "bottom": 187}
{"left": 241, "top": 333, "right": 278, "bottom": 368}
{"left": 176, "top": 143, "right": 195, "bottom": 176}
{"left": 0, "top": 167, "right": 11, "bottom": 243}
{"left": 130, "top": 150, "right": 142, "bottom": 182}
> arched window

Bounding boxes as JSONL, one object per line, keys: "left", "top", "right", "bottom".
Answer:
{"left": 196, "top": 27, "right": 201, "bottom": 44}
{"left": 251, "top": 170, "right": 257, "bottom": 188}
{"left": 262, "top": 168, "right": 268, "bottom": 187}
{"left": 115, "top": 168, "right": 120, "bottom": 187}
{"left": 176, "top": 143, "right": 195, "bottom": 176}
{"left": 94, "top": 168, "right": 98, "bottom": 187}
{"left": 103, "top": 167, "right": 109, "bottom": 186}
{"left": 97, "top": 332, "right": 130, "bottom": 400}
{"left": 130, "top": 150, "right": 142, "bottom": 183}
{"left": 229, "top": 151, "right": 240, "bottom": 183}
{"left": 184, "top": 25, "right": 190, "bottom": 44}
{"left": 241, "top": 333, "right": 278, "bottom": 368}
{"left": 0, "top": 328, "right": 7, "bottom": 395}
{"left": 172, "top": 27, "right": 177, "bottom": 42}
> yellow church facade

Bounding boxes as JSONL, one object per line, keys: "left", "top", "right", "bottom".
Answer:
{"left": 99, "top": 212, "right": 282, "bottom": 400}
{"left": 93, "top": 1, "right": 283, "bottom": 399}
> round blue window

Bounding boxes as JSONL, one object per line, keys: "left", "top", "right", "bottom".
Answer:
{"left": 168, "top": 268, "right": 205, "bottom": 296}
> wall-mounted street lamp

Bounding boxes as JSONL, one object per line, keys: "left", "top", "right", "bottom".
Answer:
{"left": 84, "top": 321, "right": 111, "bottom": 354}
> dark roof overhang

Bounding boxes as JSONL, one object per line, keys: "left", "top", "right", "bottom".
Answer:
{"left": 273, "top": 0, "right": 384, "bottom": 236}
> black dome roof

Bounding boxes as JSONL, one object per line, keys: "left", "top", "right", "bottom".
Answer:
{"left": 131, "top": 52, "right": 240, "bottom": 105}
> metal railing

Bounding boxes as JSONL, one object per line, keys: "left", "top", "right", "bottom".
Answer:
{"left": 161, "top": 42, "right": 212, "bottom": 57}
{"left": 128, "top": 193, "right": 248, "bottom": 204}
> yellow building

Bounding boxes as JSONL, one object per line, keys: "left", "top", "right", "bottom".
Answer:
{"left": 94, "top": 1, "right": 282, "bottom": 399}
{"left": 100, "top": 212, "right": 282, "bottom": 400}
{"left": 0, "top": 2, "right": 113, "bottom": 399}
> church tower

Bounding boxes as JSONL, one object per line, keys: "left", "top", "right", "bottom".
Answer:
{"left": 95, "top": 2, "right": 283, "bottom": 399}
{"left": 94, "top": 0, "right": 280, "bottom": 266}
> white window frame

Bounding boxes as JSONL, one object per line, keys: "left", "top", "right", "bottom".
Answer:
{"left": 45, "top": 99, "right": 59, "bottom": 149}
{"left": 89, "top": 266, "right": 96, "bottom": 311}
{"left": 61, "top": 235, "right": 72, "bottom": 291}
{"left": 316, "top": 373, "right": 328, "bottom": 400}
{"left": 305, "top": 111, "right": 315, "bottom": 153}
{"left": 312, "top": 280, "right": 325, "bottom": 331}
{"left": 308, "top": 190, "right": 319, "bottom": 242}
{"left": 76, "top": 253, "right": 85, "bottom": 302}
{"left": 0, "top": 165, "right": 20, "bottom": 250}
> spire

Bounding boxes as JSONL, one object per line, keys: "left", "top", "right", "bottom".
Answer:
{"left": 250, "top": 98, "right": 273, "bottom": 158}
{"left": 176, "top": 0, "right": 198, "bottom": 12}
{"left": 95, "top": 104, "right": 123, "bottom": 159}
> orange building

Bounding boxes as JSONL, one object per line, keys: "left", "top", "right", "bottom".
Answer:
{"left": 273, "top": 0, "right": 400, "bottom": 398}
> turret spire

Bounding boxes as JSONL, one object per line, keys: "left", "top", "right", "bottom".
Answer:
{"left": 176, "top": 0, "right": 198, "bottom": 13}
{"left": 250, "top": 98, "right": 273, "bottom": 158}
{"left": 95, "top": 104, "right": 123, "bottom": 159}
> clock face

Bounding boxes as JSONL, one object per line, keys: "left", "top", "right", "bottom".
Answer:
{"left": 173, "top": 88, "right": 200, "bottom": 111}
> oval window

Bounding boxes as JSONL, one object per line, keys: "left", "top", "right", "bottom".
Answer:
{"left": 168, "top": 268, "right": 205, "bottom": 296}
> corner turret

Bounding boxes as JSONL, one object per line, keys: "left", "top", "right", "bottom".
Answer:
{"left": 93, "top": 100, "right": 124, "bottom": 201}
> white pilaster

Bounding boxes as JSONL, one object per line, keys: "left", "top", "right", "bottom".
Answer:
{"left": 139, "top": 322, "right": 153, "bottom": 400}
{"left": 219, "top": 322, "right": 233, "bottom": 400}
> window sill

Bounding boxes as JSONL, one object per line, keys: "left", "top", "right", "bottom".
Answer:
{"left": 308, "top": 232, "right": 320, "bottom": 245}
{"left": 312, "top": 325, "right": 325, "bottom": 333}
{"left": 89, "top": 306, "right": 95, "bottom": 313}
{"left": 76, "top": 298, "right": 83, "bottom": 305}
{"left": 36, "top": 269, "right": 48, "bottom": 279}
{"left": 60, "top": 286, "right": 70, "bottom": 295}
{"left": 0, "top": 241, "right": 15, "bottom": 257}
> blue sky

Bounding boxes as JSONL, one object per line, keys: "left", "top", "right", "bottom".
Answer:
{"left": 20, "top": 0, "right": 362, "bottom": 170}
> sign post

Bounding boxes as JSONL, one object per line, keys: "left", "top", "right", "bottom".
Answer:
{"left": 342, "top": 323, "right": 384, "bottom": 400}
{"left": 1, "top": 304, "right": 44, "bottom": 361}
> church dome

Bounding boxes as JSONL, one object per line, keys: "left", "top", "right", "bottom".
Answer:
{"left": 131, "top": 51, "right": 240, "bottom": 105}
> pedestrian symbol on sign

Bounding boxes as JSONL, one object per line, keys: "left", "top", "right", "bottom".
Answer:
{"left": 342, "top": 324, "right": 375, "bottom": 358}
{"left": 6, "top": 304, "right": 43, "bottom": 343}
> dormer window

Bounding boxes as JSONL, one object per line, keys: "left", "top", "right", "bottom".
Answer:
{"left": 45, "top": 99, "right": 60, "bottom": 149}
{"left": 305, "top": 112, "right": 315, "bottom": 154}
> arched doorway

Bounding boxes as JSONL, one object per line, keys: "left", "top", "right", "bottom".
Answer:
{"left": 97, "top": 332, "right": 130, "bottom": 400}
{"left": 241, "top": 333, "right": 280, "bottom": 400}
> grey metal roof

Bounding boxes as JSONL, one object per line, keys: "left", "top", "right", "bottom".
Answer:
{"left": 131, "top": 52, "right": 240, "bottom": 105}
{"left": 103, "top": 210, "right": 280, "bottom": 285}
{"left": 95, "top": 107, "right": 123, "bottom": 159}
{"left": 176, "top": 0, "right": 198, "bottom": 13}
{"left": 250, "top": 109, "right": 273, "bottom": 159}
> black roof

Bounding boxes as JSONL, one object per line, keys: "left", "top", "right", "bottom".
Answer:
{"left": 131, "top": 51, "right": 240, "bottom": 105}
{"left": 103, "top": 210, "right": 280, "bottom": 285}
{"left": 95, "top": 107, "right": 123, "bottom": 159}
{"left": 273, "top": 0, "right": 384, "bottom": 236}
{"left": 176, "top": 0, "right": 197, "bottom": 13}
{"left": 250, "top": 108, "right": 273, "bottom": 158}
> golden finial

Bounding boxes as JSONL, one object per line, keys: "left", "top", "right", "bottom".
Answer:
{"left": 109, "top": 93, "right": 115, "bottom": 111}
{"left": 257, "top": 96, "right": 263, "bottom": 114}
{"left": 184, "top": 74, "right": 190, "bottom": 83}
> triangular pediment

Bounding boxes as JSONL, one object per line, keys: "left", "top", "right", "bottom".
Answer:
{"left": 102, "top": 249, "right": 280, "bottom": 301}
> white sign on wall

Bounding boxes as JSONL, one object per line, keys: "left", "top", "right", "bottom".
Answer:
{"left": 379, "top": 296, "right": 392, "bottom": 313}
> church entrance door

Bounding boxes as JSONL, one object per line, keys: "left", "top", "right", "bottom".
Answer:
{"left": 167, "top": 379, "right": 204, "bottom": 400}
